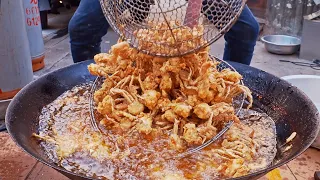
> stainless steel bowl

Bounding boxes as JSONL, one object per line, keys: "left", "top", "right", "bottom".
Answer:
{"left": 261, "top": 35, "right": 301, "bottom": 55}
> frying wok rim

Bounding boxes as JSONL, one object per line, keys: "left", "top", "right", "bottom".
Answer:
{"left": 5, "top": 60, "right": 320, "bottom": 180}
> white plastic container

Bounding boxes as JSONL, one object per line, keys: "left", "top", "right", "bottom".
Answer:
{"left": 23, "top": 0, "right": 46, "bottom": 71}
{"left": 0, "top": 0, "right": 34, "bottom": 100}
{"left": 282, "top": 75, "right": 320, "bottom": 149}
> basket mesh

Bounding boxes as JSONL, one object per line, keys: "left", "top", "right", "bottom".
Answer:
{"left": 100, "top": 0, "right": 246, "bottom": 57}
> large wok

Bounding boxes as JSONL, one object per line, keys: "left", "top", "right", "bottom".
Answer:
{"left": 5, "top": 60, "right": 320, "bottom": 180}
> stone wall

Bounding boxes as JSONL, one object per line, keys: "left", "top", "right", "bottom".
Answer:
{"left": 264, "top": 0, "right": 320, "bottom": 36}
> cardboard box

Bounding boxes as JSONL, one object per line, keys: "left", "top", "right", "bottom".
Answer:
{"left": 300, "top": 18, "right": 320, "bottom": 60}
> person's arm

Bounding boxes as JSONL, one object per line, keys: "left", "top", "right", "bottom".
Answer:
{"left": 183, "top": 0, "right": 229, "bottom": 29}
{"left": 184, "top": 0, "right": 202, "bottom": 27}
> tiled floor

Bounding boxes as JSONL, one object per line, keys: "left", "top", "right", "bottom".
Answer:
{"left": 0, "top": 133, "right": 67, "bottom": 180}
{"left": 42, "top": 7, "right": 77, "bottom": 38}
{"left": 1, "top": 4, "right": 320, "bottom": 180}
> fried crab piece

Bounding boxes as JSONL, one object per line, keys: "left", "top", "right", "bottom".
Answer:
{"left": 211, "top": 102, "right": 235, "bottom": 116}
{"left": 157, "top": 97, "right": 171, "bottom": 111}
{"left": 140, "top": 90, "right": 161, "bottom": 110}
{"left": 187, "top": 61, "right": 212, "bottom": 86}
{"left": 162, "top": 109, "right": 178, "bottom": 123}
{"left": 197, "top": 113, "right": 217, "bottom": 143}
{"left": 119, "top": 118, "right": 133, "bottom": 131}
{"left": 220, "top": 159, "right": 250, "bottom": 178}
{"left": 128, "top": 101, "right": 145, "bottom": 115}
{"left": 197, "top": 124, "right": 217, "bottom": 143}
{"left": 110, "top": 88, "right": 135, "bottom": 104}
{"left": 220, "top": 69, "right": 242, "bottom": 83}
{"left": 93, "top": 53, "right": 117, "bottom": 64}
{"left": 94, "top": 78, "right": 114, "bottom": 102}
{"left": 143, "top": 74, "right": 160, "bottom": 90}
{"left": 199, "top": 61, "right": 214, "bottom": 76}
{"left": 198, "top": 78, "right": 211, "bottom": 100}
{"left": 116, "top": 58, "right": 131, "bottom": 71}
{"left": 239, "top": 85, "right": 253, "bottom": 108}
{"left": 114, "top": 111, "right": 137, "bottom": 121}
{"left": 152, "top": 57, "right": 166, "bottom": 76}
{"left": 160, "top": 57, "right": 185, "bottom": 73}
{"left": 213, "top": 114, "right": 240, "bottom": 124}
{"left": 219, "top": 124, "right": 256, "bottom": 161}
{"left": 169, "top": 119, "right": 185, "bottom": 151}
{"left": 88, "top": 54, "right": 120, "bottom": 76}
{"left": 170, "top": 103, "right": 192, "bottom": 118}
{"left": 186, "top": 95, "right": 200, "bottom": 106}
{"left": 114, "top": 102, "right": 128, "bottom": 110}
{"left": 97, "top": 95, "right": 114, "bottom": 115}
{"left": 136, "top": 115, "right": 153, "bottom": 135}
{"left": 111, "top": 41, "right": 131, "bottom": 58}
{"left": 182, "top": 123, "right": 202, "bottom": 146}
{"left": 160, "top": 73, "right": 172, "bottom": 93}
{"left": 100, "top": 116, "right": 118, "bottom": 127}
{"left": 193, "top": 103, "right": 212, "bottom": 120}
{"left": 197, "top": 47, "right": 211, "bottom": 64}
{"left": 88, "top": 64, "right": 110, "bottom": 77}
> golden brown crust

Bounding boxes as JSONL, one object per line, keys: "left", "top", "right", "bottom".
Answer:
{"left": 88, "top": 32, "right": 253, "bottom": 150}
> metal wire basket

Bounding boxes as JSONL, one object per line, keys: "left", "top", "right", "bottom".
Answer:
{"left": 89, "top": 56, "right": 246, "bottom": 156}
{"left": 100, "top": 0, "right": 246, "bottom": 57}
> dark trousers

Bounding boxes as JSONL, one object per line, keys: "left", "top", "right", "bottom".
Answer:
{"left": 69, "top": 0, "right": 259, "bottom": 65}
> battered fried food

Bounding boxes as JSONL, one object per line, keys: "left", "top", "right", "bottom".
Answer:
{"left": 133, "top": 21, "right": 206, "bottom": 56}
{"left": 33, "top": 86, "right": 276, "bottom": 180}
{"left": 88, "top": 22, "right": 253, "bottom": 151}
{"left": 32, "top": 21, "right": 279, "bottom": 180}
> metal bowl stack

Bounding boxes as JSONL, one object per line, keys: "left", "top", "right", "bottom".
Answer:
{"left": 261, "top": 35, "right": 301, "bottom": 55}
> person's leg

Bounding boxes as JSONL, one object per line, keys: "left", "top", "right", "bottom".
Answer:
{"left": 223, "top": 6, "right": 259, "bottom": 65}
{"left": 50, "top": 0, "right": 60, "bottom": 14}
{"left": 68, "top": 0, "right": 109, "bottom": 63}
